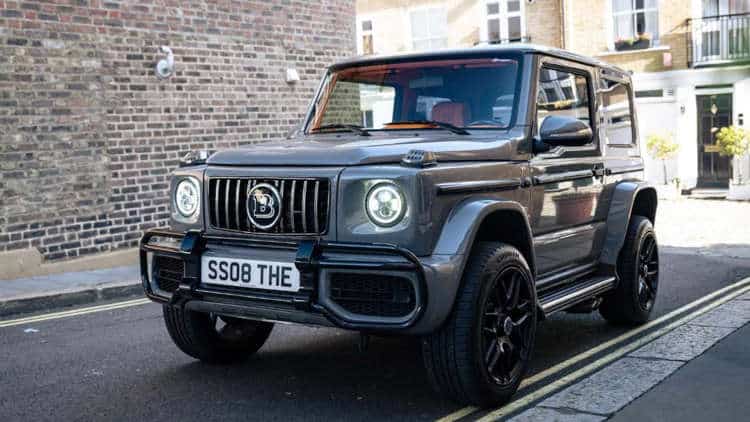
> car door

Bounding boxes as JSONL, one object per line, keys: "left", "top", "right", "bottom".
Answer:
{"left": 528, "top": 58, "right": 607, "bottom": 286}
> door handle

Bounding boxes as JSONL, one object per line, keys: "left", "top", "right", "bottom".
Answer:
{"left": 592, "top": 166, "right": 607, "bottom": 178}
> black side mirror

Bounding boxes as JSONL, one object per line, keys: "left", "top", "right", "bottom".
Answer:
{"left": 538, "top": 115, "right": 593, "bottom": 148}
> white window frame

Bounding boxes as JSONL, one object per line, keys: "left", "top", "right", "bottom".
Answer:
{"left": 356, "top": 16, "right": 375, "bottom": 55}
{"left": 481, "top": 0, "right": 526, "bottom": 43}
{"left": 408, "top": 6, "right": 449, "bottom": 51}
{"left": 608, "top": 0, "right": 660, "bottom": 50}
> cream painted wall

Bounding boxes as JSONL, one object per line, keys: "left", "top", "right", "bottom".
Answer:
{"left": 633, "top": 66, "right": 750, "bottom": 189}
{"left": 732, "top": 78, "right": 750, "bottom": 183}
{"left": 357, "top": 0, "right": 483, "bottom": 55}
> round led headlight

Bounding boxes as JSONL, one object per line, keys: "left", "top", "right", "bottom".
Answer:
{"left": 174, "top": 178, "right": 201, "bottom": 219}
{"left": 365, "top": 183, "right": 406, "bottom": 227}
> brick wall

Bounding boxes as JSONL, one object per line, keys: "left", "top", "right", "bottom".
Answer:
{"left": 526, "top": 0, "right": 563, "bottom": 48}
{"left": 0, "top": 0, "right": 355, "bottom": 261}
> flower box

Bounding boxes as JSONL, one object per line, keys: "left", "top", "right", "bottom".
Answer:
{"left": 614, "top": 38, "right": 651, "bottom": 52}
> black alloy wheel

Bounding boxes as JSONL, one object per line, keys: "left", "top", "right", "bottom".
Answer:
{"left": 636, "top": 232, "right": 659, "bottom": 311}
{"left": 481, "top": 266, "right": 535, "bottom": 387}
{"left": 600, "top": 216, "right": 659, "bottom": 325}
{"left": 423, "top": 242, "right": 537, "bottom": 406}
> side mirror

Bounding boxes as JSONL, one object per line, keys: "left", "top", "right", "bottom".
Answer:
{"left": 538, "top": 115, "right": 593, "bottom": 147}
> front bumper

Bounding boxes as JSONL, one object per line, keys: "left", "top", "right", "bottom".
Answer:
{"left": 140, "top": 229, "right": 434, "bottom": 332}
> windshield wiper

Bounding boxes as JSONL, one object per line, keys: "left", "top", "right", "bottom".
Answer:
{"left": 386, "top": 120, "right": 469, "bottom": 135}
{"left": 312, "top": 124, "right": 370, "bottom": 136}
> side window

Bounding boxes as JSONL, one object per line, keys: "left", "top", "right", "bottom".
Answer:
{"left": 536, "top": 67, "right": 591, "bottom": 135}
{"left": 601, "top": 78, "right": 635, "bottom": 146}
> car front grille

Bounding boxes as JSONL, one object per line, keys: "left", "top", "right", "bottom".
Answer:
{"left": 329, "top": 273, "right": 417, "bottom": 318}
{"left": 208, "top": 177, "right": 330, "bottom": 235}
{"left": 153, "top": 256, "right": 183, "bottom": 293}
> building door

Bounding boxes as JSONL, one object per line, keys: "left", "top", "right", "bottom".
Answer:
{"left": 697, "top": 94, "right": 733, "bottom": 187}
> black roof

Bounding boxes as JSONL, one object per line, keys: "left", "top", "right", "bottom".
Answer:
{"left": 331, "top": 43, "right": 629, "bottom": 77}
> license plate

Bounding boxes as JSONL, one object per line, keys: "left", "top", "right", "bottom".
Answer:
{"left": 201, "top": 256, "right": 300, "bottom": 292}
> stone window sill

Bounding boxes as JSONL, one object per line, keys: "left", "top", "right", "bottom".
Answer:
{"left": 596, "top": 45, "right": 671, "bottom": 57}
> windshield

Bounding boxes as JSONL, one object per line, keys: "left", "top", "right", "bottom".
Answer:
{"left": 308, "top": 56, "right": 521, "bottom": 133}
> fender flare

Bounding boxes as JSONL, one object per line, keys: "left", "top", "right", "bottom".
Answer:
{"left": 408, "top": 198, "right": 536, "bottom": 334}
{"left": 599, "top": 181, "right": 657, "bottom": 273}
{"left": 433, "top": 197, "right": 536, "bottom": 276}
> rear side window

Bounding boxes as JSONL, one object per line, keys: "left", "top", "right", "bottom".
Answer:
{"left": 601, "top": 79, "right": 635, "bottom": 146}
{"left": 536, "top": 67, "right": 591, "bottom": 133}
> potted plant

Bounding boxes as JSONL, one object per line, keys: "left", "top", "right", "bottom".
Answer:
{"left": 614, "top": 33, "right": 652, "bottom": 51}
{"left": 716, "top": 125, "right": 750, "bottom": 200}
{"left": 646, "top": 132, "right": 680, "bottom": 196}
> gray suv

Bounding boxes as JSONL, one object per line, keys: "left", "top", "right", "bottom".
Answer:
{"left": 141, "top": 45, "right": 659, "bottom": 406}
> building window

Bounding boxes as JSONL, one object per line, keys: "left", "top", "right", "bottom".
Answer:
{"left": 612, "top": 0, "right": 659, "bottom": 51}
{"left": 702, "top": 0, "right": 750, "bottom": 17}
{"left": 361, "top": 20, "right": 374, "bottom": 55}
{"left": 485, "top": 0, "right": 525, "bottom": 43}
{"left": 410, "top": 8, "right": 448, "bottom": 51}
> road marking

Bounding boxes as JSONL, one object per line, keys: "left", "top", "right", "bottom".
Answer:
{"left": 435, "top": 276, "right": 750, "bottom": 422}
{"left": 0, "top": 298, "right": 151, "bottom": 328}
{"left": 476, "top": 281, "right": 750, "bottom": 421}
{"left": 435, "top": 406, "right": 480, "bottom": 422}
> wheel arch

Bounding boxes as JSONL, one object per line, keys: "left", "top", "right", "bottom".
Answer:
{"left": 599, "top": 182, "right": 658, "bottom": 273}
{"left": 410, "top": 198, "right": 537, "bottom": 335}
{"left": 631, "top": 187, "right": 657, "bottom": 223}
{"left": 432, "top": 198, "right": 536, "bottom": 278}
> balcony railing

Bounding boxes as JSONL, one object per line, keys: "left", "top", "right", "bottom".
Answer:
{"left": 688, "top": 13, "right": 750, "bottom": 66}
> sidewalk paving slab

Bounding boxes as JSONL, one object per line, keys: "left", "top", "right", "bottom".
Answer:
{"left": 0, "top": 265, "right": 140, "bottom": 317}
{"left": 608, "top": 323, "right": 750, "bottom": 422}
{"left": 629, "top": 324, "right": 735, "bottom": 361}
{"left": 507, "top": 293, "right": 750, "bottom": 421}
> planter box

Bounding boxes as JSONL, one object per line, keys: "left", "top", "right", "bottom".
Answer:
{"left": 614, "top": 39, "right": 651, "bottom": 51}
{"left": 727, "top": 183, "right": 750, "bottom": 201}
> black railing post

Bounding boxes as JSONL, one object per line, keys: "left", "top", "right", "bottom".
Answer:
{"left": 688, "top": 13, "right": 750, "bottom": 66}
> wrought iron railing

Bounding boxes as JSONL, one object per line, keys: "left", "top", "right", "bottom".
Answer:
{"left": 688, "top": 13, "right": 750, "bottom": 66}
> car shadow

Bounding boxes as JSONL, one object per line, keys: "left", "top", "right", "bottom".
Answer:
{"left": 79, "top": 245, "right": 750, "bottom": 421}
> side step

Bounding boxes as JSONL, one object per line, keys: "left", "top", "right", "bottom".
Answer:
{"left": 539, "top": 276, "right": 617, "bottom": 316}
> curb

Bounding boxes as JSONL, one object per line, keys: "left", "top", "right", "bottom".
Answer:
{"left": 0, "top": 282, "right": 144, "bottom": 318}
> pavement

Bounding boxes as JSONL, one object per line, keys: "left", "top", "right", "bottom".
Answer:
{"left": 0, "top": 198, "right": 749, "bottom": 421}
{"left": 0, "top": 265, "right": 140, "bottom": 317}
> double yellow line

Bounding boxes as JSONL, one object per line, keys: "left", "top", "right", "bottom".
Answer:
{"left": 2, "top": 277, "right": 749, "bottom": 421}
{"left": 438, "top": 277, "right": 750, "bottom": 422}
{"left": 0, "top": 298, "right": 152, "bottom": 328}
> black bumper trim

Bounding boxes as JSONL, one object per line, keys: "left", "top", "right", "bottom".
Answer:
{"left": 140, "top": 229, "right": 427, "bottom": 331}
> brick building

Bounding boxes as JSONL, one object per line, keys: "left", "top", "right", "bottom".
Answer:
{"left": 0, "top": 0, "right": 355, "bottom": 269}
{"left": 357, "top": 0, "right": 750, "bottom": 192}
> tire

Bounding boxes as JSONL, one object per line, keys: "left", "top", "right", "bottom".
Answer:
{"left": 422, "top": 242, "right": 537, "bottom": 407}
{"left": 600, "top": 216, "right": 659, "bottom": 325}
{"left": 163, "top": 305, "right": 274, "bottom": 364}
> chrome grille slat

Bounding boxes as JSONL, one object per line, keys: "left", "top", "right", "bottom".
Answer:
{"left": 280, "top": 180, "right": 286, "bottom": 231}
{"left": 301, "top": 180, "right": 308, "bottom": 233}
{"left": 214, "top": 179, "right": 221, "bottom": 227}
{"left": 209, "top": 177, "right": 328, "bottom": 235}
{"left": 289, "top": 180, "right": 296, "bottom": 233}
{"left": 313, "top": 181, "right": 320, "bottom": 233}
{"left": 234, "top": 179, "right": 241, "bottom": 230}
{"left": 274, "top": 180, "right": 281, "bottom": 234}
{"left": 224, "top": 179, "right": 231, "bottom": 229}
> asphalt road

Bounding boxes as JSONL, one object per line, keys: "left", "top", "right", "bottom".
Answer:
{"left": 2, "top": 249, "right": 750, "bottom": 422}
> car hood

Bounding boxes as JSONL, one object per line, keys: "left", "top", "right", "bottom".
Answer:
{"left": 207, "top": 132, "right": 520, "bottom": 166}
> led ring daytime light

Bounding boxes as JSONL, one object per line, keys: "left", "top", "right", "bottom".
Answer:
{"left": 174, "top": 178, "right": 201, "bottom": 218}
{"left": 365, "top": 183, "right": 406, "bottom": 227}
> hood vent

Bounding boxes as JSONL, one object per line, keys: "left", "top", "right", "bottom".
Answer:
{"left": 401, "top": 149, "right": 437, "bottom": 168}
